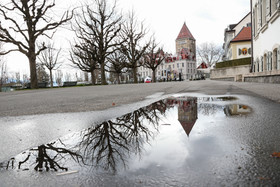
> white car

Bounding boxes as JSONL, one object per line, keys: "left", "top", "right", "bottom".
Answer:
{"left": 144, "top": 77, "right": 152, "bottom": 83}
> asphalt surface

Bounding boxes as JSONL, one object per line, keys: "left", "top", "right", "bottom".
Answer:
{"left": 1, "top": 80, "right": 280, "bottom": 117}
{"left": 1, "top": 80, "right": 280, "bottom": 186}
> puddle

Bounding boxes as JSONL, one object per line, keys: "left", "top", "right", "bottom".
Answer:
{"left": 0, "top": 96, "right": 252, "bottom": 175}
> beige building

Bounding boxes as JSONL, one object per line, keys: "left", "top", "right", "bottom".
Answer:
{"left": 223, "top": 13, "right": 251, "bottom": 61}
{"left": 138, "top": 23, "right": 197, "bottom": 81}
{"left": 228, "top": 26, "right": 252, "bottom": 60}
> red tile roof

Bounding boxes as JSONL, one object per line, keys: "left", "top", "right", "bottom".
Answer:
{"left": 231, "top": 27, "right": 251, "bottom": 42}
{"left": 176, "top": 22, "right": 195, "bottom": 40}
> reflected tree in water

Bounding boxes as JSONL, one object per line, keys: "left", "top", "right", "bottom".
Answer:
{"left": 79, "top": 100, "right": 168, "bottom": 172}
{"left": 0, "top": 100, "right": 172, "bottom": 173}
{"left": 0, "top": 141, "right": 83, "bottom": 172}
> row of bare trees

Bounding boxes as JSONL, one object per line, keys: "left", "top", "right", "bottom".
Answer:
{"left": 0, "top": 0, "right": 223, "bottom": 89}
{"left": 69, "top": 0, "right": 162, "bottom": 85}
{"left": 0, "top": 0, "right": 165, "bottom": 88}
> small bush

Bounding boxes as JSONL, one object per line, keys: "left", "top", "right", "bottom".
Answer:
{"left": 216, "top": 57, "right": 251, "bottom": 69}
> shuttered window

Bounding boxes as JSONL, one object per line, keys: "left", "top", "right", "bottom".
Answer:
{"left": 277, "top": 46, "right": 280, "bottom": 70}
{"left": 260, "top": 56, "right": 263, "bottom": 72}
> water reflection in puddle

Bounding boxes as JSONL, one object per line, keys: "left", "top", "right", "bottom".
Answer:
{"left": 0, "top": 96, "right": 252, "bottom": 174}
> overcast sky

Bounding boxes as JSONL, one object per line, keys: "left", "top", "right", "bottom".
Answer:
{"left": 3, "top": 0, "right": 250, "bottom": 75}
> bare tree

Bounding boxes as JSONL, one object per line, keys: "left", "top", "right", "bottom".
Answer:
{"left": 107, "top": 49, "right": 127, "bottom": 84}
{"left": 38, "top": 43, "right": 62, "bottom": 88}
{"left": 70, "top": 43, "right": 99, "bottom": 85}
{"left": 72, "top": 0, "right": 122, "bottom": 85}
{"left": 64, "top": 72, "right": 72, "bottom": 82}
{"left": 22, "top": 73, "right": 29, "bottom": 85}
{"left": 120, "top": 11, "right": 150, "bottom": 83}
{"left": 142, "top": 37, "right": 165, "bottom": 83}
{"left": 0, "top": 0, "right": 72, "bottom": 89}
{"left": 37, "top": 63, "right": 49, "bottom": 83}
{"left": 0, "top": 55, "right": 7, "bottom": 92}
{"left": 15, "top": 72, "right": 21, "bottom": 83}
{"left": 197, "top": 42, "right": 223, "bottom": 68}
{"left": 55, "top": 70, "right": 63, "bottom": 87}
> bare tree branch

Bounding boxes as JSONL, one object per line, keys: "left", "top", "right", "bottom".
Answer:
{"left": 71, "top": 0, "right": 123, "bottom": 85}
{"left": 142, "top": 36, "right": 165, "bottom": 82}
{"left": 120, "top": 10, "right": 150, "bottom": 83}
{"left": 197, "top": 42, "right": 223, "bottom": 68}
{"left": 0, "top": 0, "right": 73, "bottom": 88}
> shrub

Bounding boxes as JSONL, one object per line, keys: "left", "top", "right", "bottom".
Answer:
{"left": 216, "top": 57, "right": 251, "bottom": 69}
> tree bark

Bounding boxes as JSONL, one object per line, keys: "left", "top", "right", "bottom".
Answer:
{"left": 152, "top": 70, "right": 156, "bottom": 83}
{"left": 100, "top": 62, "right": 107, "bottom": 85}
{"left": 29, "top": 52, "right": 38, "bottom": 89}
{"left": 91, "top": 70, "right": 96, "bottom": 85}
{"left": 133, "top": 67, "right": 138, "bottom": 83}
{"left": 117, "top": 73, "right": 121, "bottom": 84}
{"left": 49, "top": 69, "right": 53, "bottom": 88}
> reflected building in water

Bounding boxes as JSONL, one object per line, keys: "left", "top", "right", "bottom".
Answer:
{"left": 167, "top": 97, "right": 198, "bottom": 136}
{"left": 224, "top": 104, "right": 251, "bottom": 116}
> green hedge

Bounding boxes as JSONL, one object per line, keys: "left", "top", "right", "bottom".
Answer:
{"left": 216, "top": 57, "right": 251, "bottom": 69}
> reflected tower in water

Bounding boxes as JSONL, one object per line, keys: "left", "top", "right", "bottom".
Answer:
{"left": 167, "top": 97, "right": 198, "bottom": 136}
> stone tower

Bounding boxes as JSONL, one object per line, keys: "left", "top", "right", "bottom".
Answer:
{"left": 175, "top": 22, "right": 196, "bottom": 58}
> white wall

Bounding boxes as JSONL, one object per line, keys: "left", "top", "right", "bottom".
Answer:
{"left": 253, "top": 15, "right": 280, "bottom": 60}
{"left": 233, "top": 13, "right": 251, "bottom": 34}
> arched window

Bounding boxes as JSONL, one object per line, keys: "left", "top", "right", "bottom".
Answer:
{"left": 273, "top": 48, "right": 278, "bottom": 70}
{"left": 261, "top": 56, "right": 264, "bottom": 72}
{"left": 264, "top": 53, "right": 267, "bottom": 71}
{"left": 267, "top": 51, "right": 272, "bottom": 71}
{"left": 257, "top": 58, "right": 260, "bottom": 72}
{"left": 277, "top": 46, "right": 280, "bottom": 70}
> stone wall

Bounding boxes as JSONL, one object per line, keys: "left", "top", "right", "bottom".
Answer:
{"left": 210, "top": 65, "right": 251, "bottom": 82}
{"left": 244, "top": 70, "right": 280, "bottom": 83}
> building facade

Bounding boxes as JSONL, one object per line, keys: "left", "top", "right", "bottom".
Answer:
{"left": 251, "top": 0, "right": 280, "bottom": 74}
{"left": 138, "top": 23, "right": 197, "bottom": 82}
{"left": 228, "top": 26, "right": 252, "bottom": 60}
{"left": 223, "top": 13, "right": 251, "bottom": 61}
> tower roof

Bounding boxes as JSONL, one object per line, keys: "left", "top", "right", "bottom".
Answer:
{"left": 176, "top": 22, "right": 195, "bottom": 40}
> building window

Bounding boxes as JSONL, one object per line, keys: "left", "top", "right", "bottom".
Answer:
{"left": 257, "top": 58, "right": 260, "bottom": 72}
{"left": 261, "top": 56, "right": 264, "bottom": 72}
{"left": 262, "top": 0, "right": 267, "bottom": 25}
{"left": 266, "top": 0, "right": 271, "bottom": 19}
{"left": 273, "top": 48, "right": 278, "bottom": 70}
{"left": 177, "top": 63, "right": 179, "bottom": 68}
{"left": 258, "top": 0, "right": 262, "bottom": 27}
{"left": 271, "top": 0, "right": 277, "bottom": 13}
{"left": 278, "top": 47, "right": 280, "bottom": 70}
{"left": 267, "top": 52, "right": 273, "bottom": 71}
{"left": 182, "top": 63, "right": 184, "bottom": 67}
{"left": 264, "top": 53, "right": 267, "bottom": 71}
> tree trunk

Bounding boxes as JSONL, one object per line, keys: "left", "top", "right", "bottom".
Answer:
{"left": 49, "top": 69, "right": 53, "bottom": 88}
{"left": 117, "top": 73, "right": 121, "bottom": 84}
{"left": 91, "top": 70, "right": 96, "bottom": 85}
{"left": 152, "top": 70, "right": 156, "bottom": 83}
{"left": 133, "top": 67, "right": 138, "bottom": 83}
{"left": 29, "top": 53, "right": 38, "bottom": 89}
{"left": 100, "top": 62, "right": 107, "bottom": 85}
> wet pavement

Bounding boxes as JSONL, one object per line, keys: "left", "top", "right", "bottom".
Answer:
{"left": 1, "top": 93, "right": 280, "bottom": 186}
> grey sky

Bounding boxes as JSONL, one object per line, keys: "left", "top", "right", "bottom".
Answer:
{"left": 2, "top": 0, "right": 250, "bottom": 75}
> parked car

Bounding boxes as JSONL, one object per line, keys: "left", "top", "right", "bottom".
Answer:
{"left": 144, "top": 76, "right": 152, "bottom": 83}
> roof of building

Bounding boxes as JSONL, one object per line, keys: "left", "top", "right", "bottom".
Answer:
{"left": 176, "top": 22, "right": 195, "bottom": 40}
{"left": 230, "top": 26, "right": 251, "bottom": 42}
